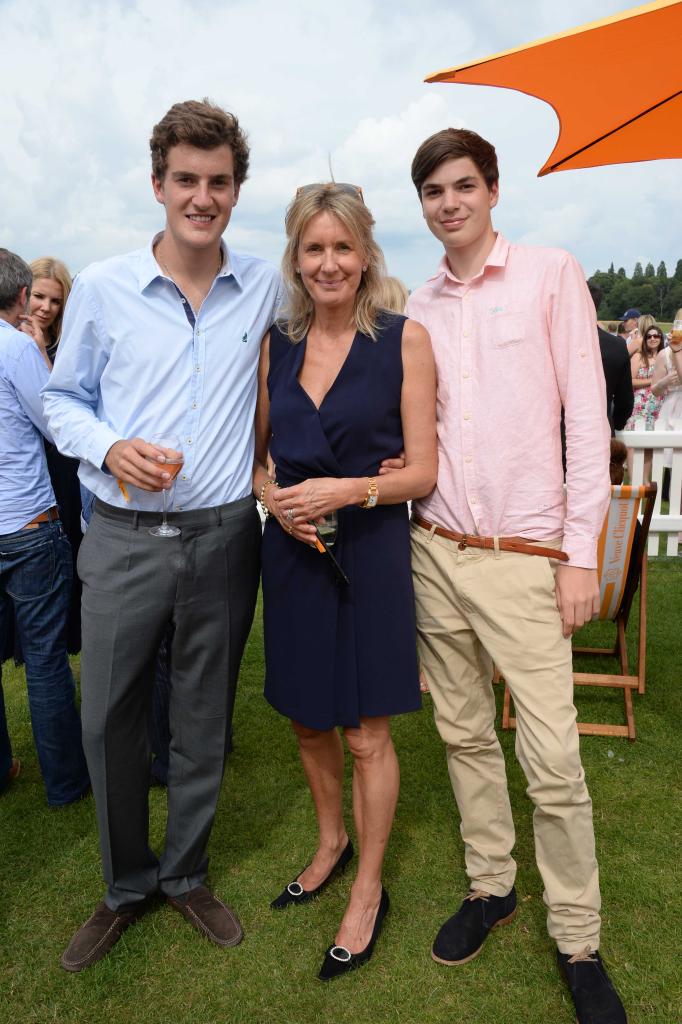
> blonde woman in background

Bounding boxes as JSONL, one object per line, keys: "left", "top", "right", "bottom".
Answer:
{"left": 21, "top": 257, "right": 72, "bottom": 363}
{"left": 23, "top": 258, "right": 82, "bottom": 652}
{"left": 377, "top": 275, "right": 409, "bottom": 314}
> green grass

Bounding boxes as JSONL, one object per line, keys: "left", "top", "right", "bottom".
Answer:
{"left": 1, "top": 559, "right": 681, "bottom": 1023}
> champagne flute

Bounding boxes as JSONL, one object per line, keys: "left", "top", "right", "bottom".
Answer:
{"left": 148, "top": 433, "right": 184, "bottom": 538}
{"left": 671, "top": 318, "right": 682, "bottom": 345}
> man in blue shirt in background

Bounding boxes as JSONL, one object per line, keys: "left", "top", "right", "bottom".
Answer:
{"left": 0, "top": 249, "right": 89, "bottom": 806}
{"left": 44, "top": 100, "right": 281, "bottom": 971}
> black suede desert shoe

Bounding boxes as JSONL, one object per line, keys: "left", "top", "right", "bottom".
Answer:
{"left": 557, "top": 947, "right": 627, "bottom": 1023}
{"left": 432, "top": 887, "right": 517, "bottom": 965}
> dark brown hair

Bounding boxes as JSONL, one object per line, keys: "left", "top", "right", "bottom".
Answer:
{"left": 411, "top": 128, "right": 499, "bottom": 196}
{"left": 149, "top": 99, "right": 249, "bottom": 186}
{"left": 640, "top": 324, "right": 664, "bottom": 369}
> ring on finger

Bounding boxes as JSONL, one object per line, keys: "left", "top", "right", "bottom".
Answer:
{"left": 285, "top": 508, "right": 295, "bottom": 523}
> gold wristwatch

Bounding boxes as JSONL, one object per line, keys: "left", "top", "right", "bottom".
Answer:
{"left": 361, "top": 477, "right": 379, "bottom": 509}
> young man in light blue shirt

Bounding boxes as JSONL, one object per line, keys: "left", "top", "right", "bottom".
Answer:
{"left": 44, "top": 101, "right": 281, "bottom": 971}
{"left": 0, "top": 248, "right": 89, "bottom": 806}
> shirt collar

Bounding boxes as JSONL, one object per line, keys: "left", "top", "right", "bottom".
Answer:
{"left": 138, "top": 233, "right": 238, "bottom": 292}
{"left": 427, "top": 232, "right": 510, "bottom": 287}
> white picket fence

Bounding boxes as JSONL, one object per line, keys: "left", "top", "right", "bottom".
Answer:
{"left": 615, "top": 428, "right": 682, "bottom": 557}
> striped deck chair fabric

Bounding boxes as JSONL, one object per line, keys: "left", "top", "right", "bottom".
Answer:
{"left": 594, "top": 484, "right": 644, "bottom": 621}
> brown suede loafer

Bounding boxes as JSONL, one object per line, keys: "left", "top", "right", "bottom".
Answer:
{"left": 61, "top": 901, "right": 147, "bottom": 972}
{"left": 167, "top": 885, "right": 243, "bottom": 947}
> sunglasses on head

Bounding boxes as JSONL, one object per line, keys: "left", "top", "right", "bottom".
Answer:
{"left": 296, "top": 182, "right": 364, "bottom": 202}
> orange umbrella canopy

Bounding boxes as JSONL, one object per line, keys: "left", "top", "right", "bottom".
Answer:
{"left": 426, "top": 0, "right": 682, "bottom": 175}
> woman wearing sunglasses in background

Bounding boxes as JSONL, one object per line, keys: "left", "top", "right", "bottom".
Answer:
{"left": 623, "top": 323, "right": 664, "bottom": 483}
{"left": 253, "top": 183, "right": 437, "bottom": 979}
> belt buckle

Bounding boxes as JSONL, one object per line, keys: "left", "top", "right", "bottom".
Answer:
{"left": 458, "top": 533, "right": 468, "bottom": 551}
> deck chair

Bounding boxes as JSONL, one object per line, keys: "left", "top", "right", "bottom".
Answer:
{"left": 501, "top": 483, "right": 657, "bottom": 742}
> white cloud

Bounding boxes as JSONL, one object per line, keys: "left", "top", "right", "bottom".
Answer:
{"left": 0, "top": 0, "right": 679, "bottom": 289}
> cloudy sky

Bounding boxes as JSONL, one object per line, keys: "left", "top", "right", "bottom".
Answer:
{"left": 2, "top": 0, "right": 679, "bottom": 289}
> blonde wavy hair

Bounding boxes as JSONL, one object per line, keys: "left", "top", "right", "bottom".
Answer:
{"left": 376, "top": 275, "right": 409, "bottom": 314}
{"left": 280, "top": 184, "right": 387, "bottom": 342}
{"left": 29, "top": 257, "right": 72, "bottom": 347}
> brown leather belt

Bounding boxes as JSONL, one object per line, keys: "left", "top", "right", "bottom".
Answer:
{"left": 411, "top": 514, "right": 568, "bottom": 561}
{"left": 23, "top": 506, "right": 60, "bottom": 530}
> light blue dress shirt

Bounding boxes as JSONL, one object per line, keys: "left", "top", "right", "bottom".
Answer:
{"left": 0, "top": 318, "right": 55, "bottom": 533}
{"left": 43, "top": 236, "right": 282, "bottom": 512}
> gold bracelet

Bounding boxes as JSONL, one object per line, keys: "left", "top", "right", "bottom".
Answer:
{"left": 360, "top": 477, "right": 379, "bottom": 509}
{"left": 259, "top": 478, "right": 277, "bottom": 517}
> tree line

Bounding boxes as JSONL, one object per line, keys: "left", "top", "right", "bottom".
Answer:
{"left": 588, "top": 259, "right": 682, "bottom": 322}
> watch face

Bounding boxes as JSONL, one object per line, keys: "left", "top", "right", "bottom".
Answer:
{"left": 366, "top": 493, "right": 378, "bottom": 508}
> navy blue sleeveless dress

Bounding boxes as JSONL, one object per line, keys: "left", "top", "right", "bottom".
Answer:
{"left": 262, "top": 313, "right": 421, "bottom": 730}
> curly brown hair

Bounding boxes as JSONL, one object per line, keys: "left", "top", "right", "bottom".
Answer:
{"left": 149, "top": 99, "right": 249, "bottom": 186}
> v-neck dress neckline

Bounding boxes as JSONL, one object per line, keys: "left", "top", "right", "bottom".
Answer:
{"left": 295, "top": 331, "right": 359, "bottom": 414}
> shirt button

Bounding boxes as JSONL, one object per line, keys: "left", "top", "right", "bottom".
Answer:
{"left": 195, "top": 366, "right": 201, "bottom": 373}
{"left": 463, "top": 330, "right": 470, "bottom": 338}
{"left": 465, "top": 456, "right": 472, "bottom": 463}
{"left": 192, "top": 402, "right": 197, "bottom": 409}
{"left": 463, "top": 371, "right": 469, "bottom": 379}
{"left": 186, "top": 438, "right": 192, "bottom": 445}
{"left": 181, "top": 474, "right": 187, "bottom": 481}
{"left": 463, "top": 413, "right": 470, "bottom": 421}
{"left": 471, "top": 496, "right": 478, "bottom": 504}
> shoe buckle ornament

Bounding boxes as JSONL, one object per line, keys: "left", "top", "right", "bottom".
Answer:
{"left": 287, "top": 881, "right": 304, "bottom": 897}
{"left": 330, "top": 945, "right": 352, "bottom": 962}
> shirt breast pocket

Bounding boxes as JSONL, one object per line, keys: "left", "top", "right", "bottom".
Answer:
{"left": 488, "top": 313, "right": 526, "bottom": 349}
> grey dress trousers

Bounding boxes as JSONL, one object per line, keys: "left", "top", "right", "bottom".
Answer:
{"left": 78, "top": 496, "right": 260, "bottom": 910}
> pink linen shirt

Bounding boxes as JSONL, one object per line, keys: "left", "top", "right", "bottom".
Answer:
{"left": 406, "top": 234, "right": 610, "bottom": 568}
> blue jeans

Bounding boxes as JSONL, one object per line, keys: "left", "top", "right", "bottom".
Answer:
{"left": 0, "top": 643, "right": 13, "bottom": 789}
{"left": 0, "top": 520, "right": 89, "bottom": 805}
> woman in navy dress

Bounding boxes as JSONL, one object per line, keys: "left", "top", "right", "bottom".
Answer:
{"left": 253, "top": 184, "right": 437, "bottom": 978}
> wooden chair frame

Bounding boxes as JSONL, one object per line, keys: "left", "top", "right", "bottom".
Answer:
{"left": 501, "top": 484, "right": 657, "bottom": 742}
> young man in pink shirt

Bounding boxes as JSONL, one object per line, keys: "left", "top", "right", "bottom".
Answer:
{"left": 406, "top": 129, "right": 626, "bottom": 1024}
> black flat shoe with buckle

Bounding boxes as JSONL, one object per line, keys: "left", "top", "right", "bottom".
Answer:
{"left": 318, "top": 887, "right": 389, "bottom": 981}
{"left": 270, "top": 839, "right": 354, "bottom": 910}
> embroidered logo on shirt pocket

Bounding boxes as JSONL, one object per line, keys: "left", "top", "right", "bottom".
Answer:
{"left": 489, "top": 314, "right": 525, "bottom": 349}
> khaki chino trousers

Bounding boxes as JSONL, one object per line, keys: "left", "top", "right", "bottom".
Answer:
{"left": 411, "top": 523, "right": 601, "bottom": 953}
